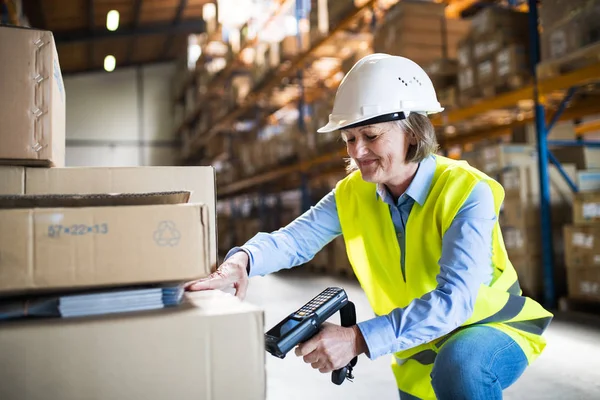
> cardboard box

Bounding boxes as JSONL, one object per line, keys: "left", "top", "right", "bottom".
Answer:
{"left": 24, "top": 166, "right": 218, "bottom": 267}
{"left": 0, "top": 193, "right": 210, "bottom": 295}
{"left": 573, "top": 192, "right": 600, "bottom": 224}
{"left": 479, "top": 144, "right": 537, "bottom": 174}
{"left": 496, "top": 45, "right": 530, "bottom": 80}
{"left": 500, "top": 197, "right": 540, "bottom": 229}
{"left": 493, "top": 163, "right": 577, "bottom": 207}
{"left": 0, "top": 167, "right": 25, "bottom": 195}
{"left": 577, "top": 170, "right": 600, "bottom": 193}
{"left": 563, "top": 224, "right": 600, "bottom": 268}
{"left": 470, "top": 7, "right": 529, "bottom": 37}
{"left": 510, "top": 254, "right": 543, "bottom": 298}
{"left": 373, "top": 1, "right": 470, "bottom": 63}
{"left": 540, "top": 2, "right": 600, "bottom": 61}
{"left": 552, "top": 146, "right": 600, "bottom": 170}
{"left": 0, "top": 26, "right": 65, "bottom": 167}
{"left": 0, "top": 290, "right": 265, "bottom": 400}
{"left": 458, "top": 67, "right": 476, "bottom": 91}
{"left": 502, "top": 226, "right": 541, "bottom": 257}
{"left": 476, "top": 59, "right": 496, "bottom": 85}
{"left": 567, "top": 267, "right": 600, "bottom": 301}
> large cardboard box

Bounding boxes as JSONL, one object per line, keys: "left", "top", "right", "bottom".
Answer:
{"left": 0, "top": 26, "right": 65, "bottom": 167}
{"left": 24, "top": 166, "right": 218, "bottom": 267}
{"left": 567, "top": 267, "right": 600, "bottom": 301}
{"left": 502, "top": 226, "right": 541, "bottom": 257}
{"left": 0, "top": 290, "right": 265, "bottom": 400}
{"left": 577, "top": 171, "right": 600, "bottom": 193}
{"left": 573, "top": 192, "right": 600, "bottom": 224}
{"left": 470, "top": 7, "right": 529, "bottom": 37}
{"left": 552, "top": 146, "right": 600, "bottom": 170}
{"left": 563, "top": 224, "right": 600, "bottom": 268}
{"left": 510, "top": 254, "right": 543, "bottom": 298}
{"left": 0, "top": 167, "right": 25, "bottom": 194}
{"left": 0, "top": 193, "right": 210, "bottom": 295}
{"left": 478, "top": 144, "right": 537, "bottom": 174}
{"left": 493, "top": 164, "right": 577, "bottom": 207}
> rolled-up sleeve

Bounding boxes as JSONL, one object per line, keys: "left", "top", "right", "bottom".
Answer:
{"left": 357, "top": 182, "right": 497, "bottom": 359}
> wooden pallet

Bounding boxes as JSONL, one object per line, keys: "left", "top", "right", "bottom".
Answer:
{"left": 537, "top": 42, "right": 600, "bottom": 80}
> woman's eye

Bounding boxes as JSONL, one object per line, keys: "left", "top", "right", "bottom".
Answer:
{"left": 346, "top": 138, "right": 355, "bottom": 143}
{"left": 367, "top": 135, "right": 377, "bottom": 140}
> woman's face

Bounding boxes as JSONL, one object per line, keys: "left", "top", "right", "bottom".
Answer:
{"left": 342, "top": 121, "right": 415, "bottom": 184}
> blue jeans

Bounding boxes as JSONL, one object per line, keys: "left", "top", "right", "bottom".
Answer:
{"left": 400, "top": 326, "right": 528, "bottom": 400}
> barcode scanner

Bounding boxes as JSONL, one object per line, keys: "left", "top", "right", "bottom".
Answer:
{"left": 264, "top": 287, "right": 358, "bottom": 385}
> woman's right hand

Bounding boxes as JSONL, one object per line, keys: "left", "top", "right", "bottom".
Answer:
{"left": 184, "top": 251, "right": 250, "bottom": 299}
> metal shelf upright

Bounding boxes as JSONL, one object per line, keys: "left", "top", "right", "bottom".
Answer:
{"left": 528, "top": 0, "right": 600, "bottom": 308}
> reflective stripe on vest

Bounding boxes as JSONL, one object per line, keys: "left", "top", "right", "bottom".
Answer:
{"left": 335, "top": 155, "right": 553, "bottom": 399}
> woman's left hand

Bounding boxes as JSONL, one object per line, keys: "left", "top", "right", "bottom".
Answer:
{"left": 295, "top": 322, "right": 368, "bottom": 373}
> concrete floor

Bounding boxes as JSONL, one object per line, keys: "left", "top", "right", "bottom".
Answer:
{"left": 244, "top": 269, "right": 600, "bottom": 400}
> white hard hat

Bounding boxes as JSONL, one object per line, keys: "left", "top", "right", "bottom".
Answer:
{"left": 317, "top": 53, "right": 444, "bottom": 133}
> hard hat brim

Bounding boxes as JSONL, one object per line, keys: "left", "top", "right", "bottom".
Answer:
{"left": 316, "top": 108, "right": 444, "bottom": 133}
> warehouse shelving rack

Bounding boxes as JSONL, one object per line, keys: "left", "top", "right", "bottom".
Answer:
{"left": 178, "top": 0, "right": 600, "bottom": 309}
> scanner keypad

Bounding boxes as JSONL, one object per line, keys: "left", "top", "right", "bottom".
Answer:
{"left": 294, "top": 287, "right": 342, "bottom": 317}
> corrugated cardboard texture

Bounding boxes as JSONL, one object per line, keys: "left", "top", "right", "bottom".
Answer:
{"left": 0, "top": 203, "right": 210, "bottom": 294}
{"left": 567, "top": 267, "right": 600, "bottom": 301}
{"left": 0, "top": 191, "right": 190, "bottom": 209}
{"left": 0, "top": 290, "right": 265, "bottom": 400}
{"left": 0, "top": 26, "right": 65, "bottom": 167}
{"left": 0, "top": 167, "right": 25, "bottom": 195}
{"left": 563, "top": 225, "right": 600, "bottom": 268}
{"left": 573, "top": 192, "right": 600, "bottom": 224}
{"left": 25, "top": 167, "right": 218, "bottom": 266}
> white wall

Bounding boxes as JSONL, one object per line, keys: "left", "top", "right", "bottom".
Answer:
{"left": 63, "top": 63, "right": 179, "bottom": 167}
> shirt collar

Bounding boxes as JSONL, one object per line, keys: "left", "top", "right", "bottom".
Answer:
{"left": 376, "top": 154, "right": 436, "bottom": 207}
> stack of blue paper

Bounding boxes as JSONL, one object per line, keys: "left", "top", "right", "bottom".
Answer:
{"left": 0, "top": 286, "right": 184, "bottom": 321}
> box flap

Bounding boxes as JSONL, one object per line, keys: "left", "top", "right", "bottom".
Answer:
{"left": 0, "top": 191, "right": 191, "bottom": 209}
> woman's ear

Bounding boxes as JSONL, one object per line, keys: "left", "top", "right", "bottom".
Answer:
{"left": 408, "top": 133, "right": 417, "bottom": 146}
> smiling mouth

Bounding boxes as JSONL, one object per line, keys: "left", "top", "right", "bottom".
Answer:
{"left": 358, "top": 159, "right": 377, "bottom": 167}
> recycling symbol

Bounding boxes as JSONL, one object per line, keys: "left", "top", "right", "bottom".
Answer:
{"left": 154, "top": 221, "right": 181, "bottom": 247}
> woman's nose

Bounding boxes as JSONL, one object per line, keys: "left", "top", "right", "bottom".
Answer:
{"left": 353, "top": 140, "right": 369, "bottom": 158}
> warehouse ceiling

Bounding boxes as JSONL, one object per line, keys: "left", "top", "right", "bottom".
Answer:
{"left": 21, "top": 0, "right": 209, "bottom": 74}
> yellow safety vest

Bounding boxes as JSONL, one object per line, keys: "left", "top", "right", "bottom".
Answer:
{"left": 335, "top": 155, "right": 552, "bottom": 399}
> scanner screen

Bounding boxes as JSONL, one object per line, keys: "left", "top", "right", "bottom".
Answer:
{"left": 266, "top": 317, "right": 302, "bottom": 338}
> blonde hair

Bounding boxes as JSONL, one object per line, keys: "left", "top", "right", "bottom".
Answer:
{"left": 345, "top": 113, "right": 438, "bottom": 173}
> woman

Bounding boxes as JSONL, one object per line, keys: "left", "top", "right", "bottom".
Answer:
{"left": 187, "top": 54, "right": 552, "bottom": 399}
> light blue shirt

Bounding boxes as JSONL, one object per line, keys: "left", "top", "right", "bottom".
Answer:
{"left": 226, "top": 155, "right": 496, "bottom": 359}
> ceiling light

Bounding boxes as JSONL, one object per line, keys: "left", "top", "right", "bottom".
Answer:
{"left": 203, "top": 3, "right": 217, "bottom": 21}
{"left": 106, "top": 10, "right": 120, "bottom": 31}
{"left": 104, "top": 55, "right": 116, "bottom": 72}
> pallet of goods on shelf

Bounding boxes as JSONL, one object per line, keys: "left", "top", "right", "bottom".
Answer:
{"left": 470, "top": 143, "right": 576, "bottom": 299}
{"left": 373, "top": 0, "right": 471, "bottom": 67}
{"left": 425, "top": 59, "right": 460, "bottom": 109}
{"left": 563, "top": 190, "right": 600, "bottom": 303}
{"left": 457, "top": 7, "right": 531, "bottom": 105}
{"left": 538, "top": 0, "right": 600, "bottom": 79}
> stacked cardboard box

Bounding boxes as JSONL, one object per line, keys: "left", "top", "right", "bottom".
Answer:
{"left": 564, "top": 192, "right": 600, "bottom": 301}
{"left": 539, "top": 0, "right": 600, "bottom": 64}
{"left": 373, "top": 1, "right": 471, "bottom": 66}
{"left": 478, "top": 145, "right": 576, "bottom": 298}
{"left": 0, "top": 26, "right": 65, "bottom": 167}
{"left": 308, "top": 0, "right": 357, "bottom": 44}
{"left": 0, "top": 25, "right": 265, "bottom": 399}
{"left": 425, "top": 59, "right": 460, "bottom": 109}
{"left": 553, "top": 145, "right": 600, "bottom": 192}
{"left": 457, "top": 7, "right": 530, "bottom": 103}
{"left": 0, "top": 291, "right": 265, "bottom": 400}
